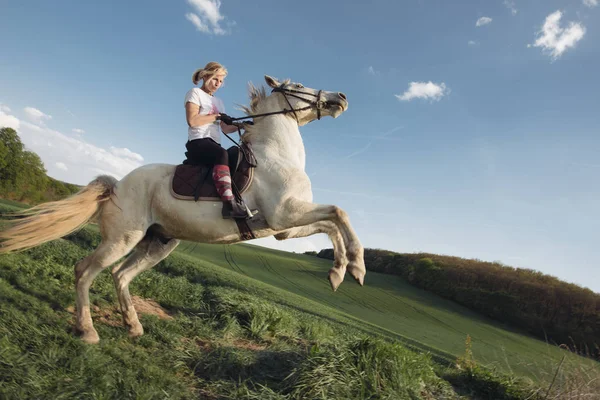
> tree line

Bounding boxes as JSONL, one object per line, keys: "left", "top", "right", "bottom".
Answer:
{"left": 312, "top": 248, "right": 599, "bottom": 359}
{"left": 0, "top": 127, "right": 80, "bottom": 204}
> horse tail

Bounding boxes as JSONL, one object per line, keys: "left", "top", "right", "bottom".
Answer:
{"left": 0, "top": 175, "right": 118, "bottom": 254}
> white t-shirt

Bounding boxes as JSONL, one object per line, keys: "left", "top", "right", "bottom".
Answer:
{"left": 184, "top": 87, "right": 225, "bottom": 143}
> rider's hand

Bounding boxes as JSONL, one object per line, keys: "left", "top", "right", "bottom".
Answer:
{"left": 217, "top": 113, "right": 234, "bottom": 125}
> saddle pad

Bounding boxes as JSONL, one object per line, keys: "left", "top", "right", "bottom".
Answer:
{"left": 170, "top": 156, "right": 254, "bottom": 201}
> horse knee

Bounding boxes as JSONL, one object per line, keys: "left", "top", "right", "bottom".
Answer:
{"left": 332, "top": 206, "right": 349, "bottom": 222}
{"left": 347, "top": 243, "right": 364, "bottom": 262}
{"left": 274, "top": 232, "right": 290, "bottom": 241}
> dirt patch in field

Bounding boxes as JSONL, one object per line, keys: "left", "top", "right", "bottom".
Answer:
{"left": 131, "top": 296, "right": 173, "bottom": 320}
{"left": 65, "top": 296, "right": 172, "bottom": 326}
{"left": 231, "top": 338, "right": 267, "bottom": 351}
{"left": 182, "top": 337, "right": 267, "bottom": 352}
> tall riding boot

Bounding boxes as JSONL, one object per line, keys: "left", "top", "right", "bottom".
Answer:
{"left": 212, "top": 165, "right": 255, "bottom": 219}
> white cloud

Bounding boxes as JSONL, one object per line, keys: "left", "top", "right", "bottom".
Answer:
{"left": 533, "top": 11, "right": 586, "bottom": 60}
{"left": 185, "top": 0, "right": 231, "bottom": 35}
{"left": 0, "top": 105, "right": 145, "bottom": 185}
{"left": 110, "top": 146, "right": 144, "bottom": 162}
{"left": 583, "top": 0, "right": 598, "bottom": 8}
{"left": 476, "top": 17, "right": 492, "bottom": 27}
{"left": 24, "top": 107, "right": 52, "bottom": 125}
{"left": 395, "top": 81, "right": 449, "bottom": 102}
{"left": 0, "top": 106, "right": 20, "bottom": 130}
{"left": 504, "top": 0, "right": 518, "bottom": 15}
{"left": 468, "top": 40, "right": 478, "bottom": 46}
{"left": 72, "top": 128, "right": 85, "bottom": 134}
{"left": 185, "top": 13, "right": 209, "bottom": 33}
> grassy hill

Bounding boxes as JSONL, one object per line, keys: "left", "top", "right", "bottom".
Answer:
{"left": 174, "top": 242, "right": 600, "bottom": 379}
{"left": 1, "top": 199, "right": 598, "bottom": 399}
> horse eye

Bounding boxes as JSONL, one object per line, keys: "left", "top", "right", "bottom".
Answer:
{"left": 296, "top": 84, "right": 304, "bottom": 88}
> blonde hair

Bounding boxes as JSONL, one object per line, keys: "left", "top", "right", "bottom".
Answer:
{"left": 192, "top": 61, "right": 228, "bottom": 85}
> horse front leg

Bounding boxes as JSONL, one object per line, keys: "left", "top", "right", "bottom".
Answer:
{"left": 275, "top": 221, "right": 348, "bottom": 291}
{"left": 271, "top": 198, "right": 365, "bottom": 287}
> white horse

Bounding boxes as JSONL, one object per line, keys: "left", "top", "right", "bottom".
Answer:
{"left": 0, "top": 75, "right": 365, "bottom": 344}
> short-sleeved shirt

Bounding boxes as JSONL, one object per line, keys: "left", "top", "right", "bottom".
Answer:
{"left": 184, "top": 87, "right": 225, "bottom": 143}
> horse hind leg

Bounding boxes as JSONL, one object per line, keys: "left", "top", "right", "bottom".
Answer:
{"left": 74, "top": 231, "right": 145, "bottom": 344}
{"left": 111, "top": 232, "right": 179, "bottom": 338}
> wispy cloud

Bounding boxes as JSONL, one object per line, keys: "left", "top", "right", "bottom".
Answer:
{"left": 583, "top": 0, "right": 598, "bottom": 8}
{"left": 72, "top": 128, "right": 85, "bottom": 134}
{"left": 468, "top": 40, "right": 478, "bottom": 46}
{"left": 476, "top": 17, "right": 492, "bottom": 27}
{"left": 568, "top": 162, "right": 600, "bottom": 169}
{"left": 347, "top": 126, "right": 404, "bottom": 142}
{"left": 185, "top": 0, "right": 232, "bottom": 35}
{"left": 395, "top": 81, "right": 448, "bottom": 102}
{"left": 381, "top": 125, "right": 404, "bottom": 136}
{"left": 367, "top": 66, "right": 380, "bottom": 76}
{"left": 0, "top": 105, "right": 145, "bottom": 184}
{"left": 504, "top": 0, "right": 518, "bottom": 15}
{"left": 312, "top": 187, "right": 387, "bottom": 201}
{"left": 532, "top": 11, "right": 586, "bottom": 60}
{"left": 24, "top": 106, "right": 52, "bottom": 125}
{"left": 344, "top": 141, "right": 372, "bottom": 159}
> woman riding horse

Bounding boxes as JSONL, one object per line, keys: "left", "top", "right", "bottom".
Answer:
{"left": 184, "top": 61, "right": 252, "bottom": 219}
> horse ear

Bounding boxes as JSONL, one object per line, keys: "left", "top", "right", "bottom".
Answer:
{"left": 264, "top": 75, "right": 280, "bottom": 88}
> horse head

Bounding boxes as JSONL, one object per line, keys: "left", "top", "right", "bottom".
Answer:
{"left": 259, "top": 75, "right": 349, "bottom": 126}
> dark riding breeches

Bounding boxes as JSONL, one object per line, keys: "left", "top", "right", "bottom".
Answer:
{"left": 185, "top": 138, "right": 228, "bottom": 166}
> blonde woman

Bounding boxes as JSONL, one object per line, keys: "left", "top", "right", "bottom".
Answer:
{"left": 184, "top": 62, "right": 251, "bottom": 219}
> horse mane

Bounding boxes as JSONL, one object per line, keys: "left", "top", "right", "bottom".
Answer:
{"left": 237, "top": 79, "right": 290, "bottom": 142}
{"left": 239, "top": 79, "right": 291, "bottom": 114}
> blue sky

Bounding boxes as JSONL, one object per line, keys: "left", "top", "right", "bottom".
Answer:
{"left": 1, "top": 0, "right": 598, "bottom": 292}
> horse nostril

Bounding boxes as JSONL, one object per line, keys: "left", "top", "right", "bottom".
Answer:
{"left": 338, "top": 92, "right": 347, "bottom": 101}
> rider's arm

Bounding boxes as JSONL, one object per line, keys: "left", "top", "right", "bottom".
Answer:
{"left": 185, "top": 102, "right": 219, "bottom": 127}
{"left": 220, "top": 122, "right": 238, "bottom": 134}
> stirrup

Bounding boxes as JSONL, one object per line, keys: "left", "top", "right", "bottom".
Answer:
{"left": 222, "top": 201, "right": 258, "bottom": 220}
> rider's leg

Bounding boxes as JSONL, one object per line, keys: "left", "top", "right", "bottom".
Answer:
{"left": 185, "top": 138, "right": 253, "bottom": 219}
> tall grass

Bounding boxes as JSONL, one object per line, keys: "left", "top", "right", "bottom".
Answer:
{"left": 0, "top": 233, "right": 462, "bottom": 399}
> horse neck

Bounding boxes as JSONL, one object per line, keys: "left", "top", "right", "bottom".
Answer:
{"left": 246, "top": 101, "right": 306, "bottom": 170}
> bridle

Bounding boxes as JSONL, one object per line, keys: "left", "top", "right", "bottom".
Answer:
{"left": 271, "top": 85, "right": 326, "bottom": 122}
{"left": 224, "top": 84, "right": 338, "bottom": 149}
{"left": 229, "top": 84, "right": 330, "bottom": 124}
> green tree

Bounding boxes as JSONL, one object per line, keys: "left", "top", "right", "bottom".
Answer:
{"left": 0, "top": 127, "right": 25, "bottom": 189}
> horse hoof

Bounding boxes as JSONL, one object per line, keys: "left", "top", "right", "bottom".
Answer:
{"left": 328, "top": 268, "right": 344, "bottom": 291}
{"left": 347, "top": 262, "right": 365, "bottom": 286}
{"left": 80, "top": 330, "right": 100, "bottom": 344}
{"left": 128, "top": 325, "right": 144, "bottom": 338}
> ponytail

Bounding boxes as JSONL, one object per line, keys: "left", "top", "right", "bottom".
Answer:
{"left": 192, "top": 61, "right": 228, "bottom": 85}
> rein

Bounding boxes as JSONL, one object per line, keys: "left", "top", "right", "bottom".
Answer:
{"left": 228, "top": 85, "right": 327, "bottom": 124}
{"left": 223, "top": 84, "right": 328, "bottom": 148}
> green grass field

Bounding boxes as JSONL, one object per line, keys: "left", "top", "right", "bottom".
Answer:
{"left": 173, "top": 241, "right": 596, "bottom": 379}
{"left": 1, "top": 199, "right": 598, "bottom": 399}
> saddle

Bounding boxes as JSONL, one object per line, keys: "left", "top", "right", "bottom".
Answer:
{"left": 171, "top": 142, "right": 257, "bottom": 202}
{"left": 170, "top": 141, "right": 258, "bottom": 241}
